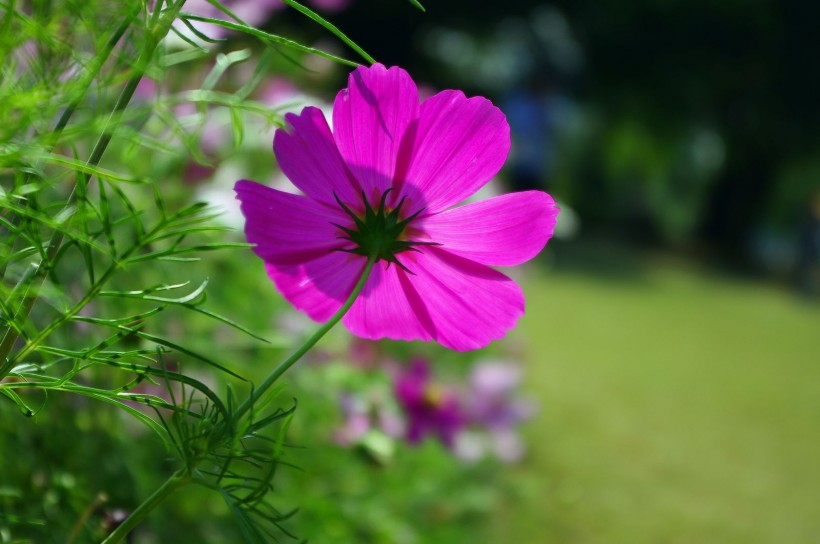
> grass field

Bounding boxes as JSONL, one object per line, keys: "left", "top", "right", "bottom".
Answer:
{"left": 492, "top": 243, "right": 820, "bottom": 543}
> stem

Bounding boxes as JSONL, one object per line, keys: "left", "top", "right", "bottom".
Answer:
{"left": 93, "top": 254, "right": 377, "bottom": 541}
{"left": 101, "top": 470, "right": 189, "bottom": 544}
{"left": 52, "top": 6, "right": 141, "bottom": 144}
{"left": 3, "top": 217, "right": 167, "bottom": 370}
{"left": 0, "top": 2, "right": 186, "bottom": 377}
{"left": 67, "top": 492, "right": 108, "bottom": 544}
{"left": 233, "top": 257, "right": 377, "bottom": 421}
{"left": 0, "top": 263, "right": 38, "bottom": 367}
{"left": 0, "top": 230, "right": 66, "bottom": 377}
{"left": 0, "top": 6, "right": 137, "bottom": 287}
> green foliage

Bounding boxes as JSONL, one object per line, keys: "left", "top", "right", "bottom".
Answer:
{"left": 2, "top": 0, "right": 549, "bottom": 542}
{"left": 0, "top": 0, "right": 392, "bottom": 541}
{"left": 280, "top": 354, "right": 509, "bottom": 544}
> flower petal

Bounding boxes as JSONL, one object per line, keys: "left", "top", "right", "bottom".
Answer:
{"left": 412, "top": 249, "right": 524, "bottom": 351}
{"left": 417, "top": 191, "right": 558, "bottom": 267}
{"left": 342, "top": 247, "right": 526, "bottom": 350}
{"left": 235, "top": 179, "right": 352, "bottom": 266}
{"left": 272, "top": 106, "right": 362, "bottom": 205}
{"left": 265, "top": 252, "right": 367, "bottom": 322}
{"left": 332, "top": 64, "right": 419, "bottom": 200}
{"left": 342, "top": 261, "right": 434, "bottom": 343}
{"left": 402, "top": 90, "right": 510, "bottom": 213}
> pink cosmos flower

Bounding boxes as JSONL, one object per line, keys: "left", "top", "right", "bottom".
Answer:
{"left": 394, "top": 358, "right": 463, "bottom": 447}
{"left": 235, "top": 64, "right": 558, "bottom": 351}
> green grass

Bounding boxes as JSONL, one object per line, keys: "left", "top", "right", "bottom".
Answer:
{"left": 495, "top": 246, "right": 820, "bottom": 543}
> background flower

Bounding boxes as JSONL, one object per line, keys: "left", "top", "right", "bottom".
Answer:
{"left": 456, "top": 360, "right": 536, "bottom": 462}
{"left": 394, "top": 358, "right": 464, "bottom": 447}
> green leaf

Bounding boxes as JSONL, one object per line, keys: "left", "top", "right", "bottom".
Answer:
{"left": 176, "top": 15, "right": 227, "bottom": 44}
{"left": 279, "top": 0, "right": 377, "bottom": 64}
{"left": 170, "top": 24, "right": 213, "bottom": 51}
{"left": 160, "top": 47, "right": 212, "bottom": 68}
{"left": 202, "top": 49, "right": 252, "bottom": 91}
{"left": 235, "top": 48, "right": 277, "bottom": 101}
{"left": 179, "top": 14, "right": 362, "bottom": 68}
{"left": 134, "top": 330, "right": 247, "bottom": 381}
{"left": 0, "top": 200, "right": 108, "bottom": 254}
{"left": 125, "top": 242, "right": 253, "bottom": 263}
{"left": 34, "top": 151, "right": 147, "bottom": 183}
{"left": 0, "top": 388, "right": 36, "bottom": 416}
{"left": 4, "top": 377, "right": 172, "bottom": 441}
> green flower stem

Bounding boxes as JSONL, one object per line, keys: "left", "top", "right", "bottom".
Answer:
{"left": 83, "top": 256, "right": 377, "bottom": 543}
{"left": 100, "top": 470, "right": 189, "bottom": 544}
{"left": 233, "top": 256, "right": 377, "bottom": 422}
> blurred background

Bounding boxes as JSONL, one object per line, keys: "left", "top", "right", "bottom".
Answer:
{"left": 2, "top": 0, "right": 819, "bottom": 542}
{"left": 236, "top": 1, "right": 820, "bottom": 539}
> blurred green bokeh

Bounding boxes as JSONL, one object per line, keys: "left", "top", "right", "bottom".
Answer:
{"left": 499, "top": 243, "right": 820, "bottom": 543}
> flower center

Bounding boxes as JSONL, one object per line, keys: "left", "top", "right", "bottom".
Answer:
{"left": 422, "top": 385, "right": 445, "bottom": 409}
{"left": 332, "top": 189, "right": 438, "bottom": 273}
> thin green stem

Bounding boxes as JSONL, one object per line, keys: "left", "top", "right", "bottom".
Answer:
{"left": 0, "top": 232, "right": 65, "bottom": 376}
{"left": 101, "top": 470, "right": 189, "bottom": 544}
{"left": 81, "top": 256, "right": 376, "bottom": 542}
{"left": 233, "top": 257, "right": 377, "bottom": 422}
{"left": 0, "top": 264, "right": 38, "bottom": 365}
{"left": 3, "top": 218, "right": 166, "bottom": 370}
{"left": 52, "top": 5, "right": 141, "bottom": 144}
{"left": 0, "top": 6, "right": 138, "bottom": 285}
{"left": 0, "top": 2, "right": 186, "bottom": 377}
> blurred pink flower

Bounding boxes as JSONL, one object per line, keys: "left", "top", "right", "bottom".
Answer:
{"left": 236, "top": 64, "right": 558, "bottom": 351}
{"left": 394, "top": 358, "right": 463, "bottom": 448}
{"left": 134, "top": 77, "right": 158, "bottom": 101}
{"left": 457, "top": 360, "right": 535, "bottom": 463}
{"left": 464, "top": 360, "right": 535, "bottom": 430}
{"left": 334, "top": 393, "right": 372, "bottom": 445}
{"left": 257, "top": 76, "right": 301, "bottom": 105}
{"left": 334, "top": 391, "right": 403, "bottom": 446}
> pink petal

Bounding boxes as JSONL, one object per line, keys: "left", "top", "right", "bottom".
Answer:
{"left": 402, "top": 90, "right": 510, "bottom": 213}
{"left": 350, "top": 249, "right": 524, "bottom": 351}
{"left": 265, "top": 251, "right": 367, "bottom": 322}
{"left": 273, "top": 107, "right": 362, "bottom": 206}
{"left": 408, "top": 249, "right": 524, "bottom": 351}
{"left": 342, "top": 261, "right": 434, "bottom": 343}
{"left": 333, "top": 64, "right": 419, "bottom": 202}
{"left": 235, "top": 180, "right": 352, "bottom": 266}
{"left": 417, "top": 191, "right": 559, "bottom": 267}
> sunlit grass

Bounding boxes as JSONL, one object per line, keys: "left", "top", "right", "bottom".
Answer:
{"left": 496, "top": 244, "right": 820, "bottom": 542}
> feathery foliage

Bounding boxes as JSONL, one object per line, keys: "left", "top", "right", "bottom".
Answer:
{"left": 0, "top": 0, "right": 385, "bottom": 540}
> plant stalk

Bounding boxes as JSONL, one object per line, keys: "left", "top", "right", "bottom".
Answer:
{"left": 0, "top": 5, "right": 139, "bottom": 361}
{"left": 233, "top": 256, "right": 377, "bottom": 422}
{"left": 0, "top": 1, "right": 187, "bottom": 377}
{"left": 100, "top": 470, "right": 189, "bottom": 544}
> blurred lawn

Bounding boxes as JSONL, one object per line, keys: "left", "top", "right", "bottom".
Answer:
{"left": 494, "top": 242, "right": 820, "bottom": 543}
